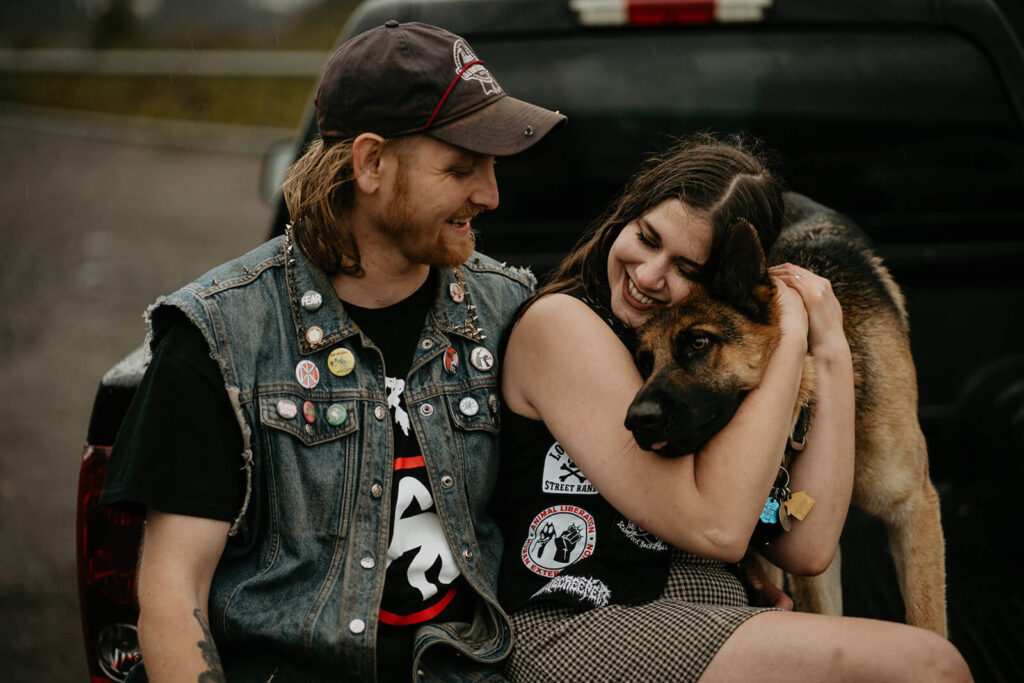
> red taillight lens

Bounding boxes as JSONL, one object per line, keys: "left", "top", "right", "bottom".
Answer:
{"left": 571, "top": 0, "right": 772, "bottom": 26}
{"left": 629, "top": 1, "right": 715, "bottom": 25}
{"left": 77, "top": 446, "right": 143, "bottom": 604}
{"left": 77, "top": 445, "right": 144, "bottom": 682}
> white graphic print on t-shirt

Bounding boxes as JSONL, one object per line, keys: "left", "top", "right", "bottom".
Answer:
{"left": 385, "top": 376, "right": 411, "bottom": 436}
{"left": 386, "top": 474, "right": 460, "bottom": 600}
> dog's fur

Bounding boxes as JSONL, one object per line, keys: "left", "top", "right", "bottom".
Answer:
{"left": 625, "top": 193, "right": 947, "bottom": 636}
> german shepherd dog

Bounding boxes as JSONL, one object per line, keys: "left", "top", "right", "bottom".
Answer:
{"left": 624, "top": 193, "right": 947, "bottom": 636}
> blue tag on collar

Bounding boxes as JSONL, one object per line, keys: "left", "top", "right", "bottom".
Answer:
{"left": 759, "top": 497, "right": 780, "bottom": 524}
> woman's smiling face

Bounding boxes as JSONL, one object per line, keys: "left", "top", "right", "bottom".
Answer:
{"left": 606, "top": 198, "right": 713, "bottom": 328}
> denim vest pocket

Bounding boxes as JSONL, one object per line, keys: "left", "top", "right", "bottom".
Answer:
{"left": 446, "top": 388, "right": 501, "bottom": 434}
{"left": 258, "top": 392, "right": 360, "bottom": 541}
{"left": 260, "top": 392, "right": 359, "bottom": 444}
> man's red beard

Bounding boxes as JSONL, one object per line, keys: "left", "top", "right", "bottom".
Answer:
{"left": 379, "top": 166, "right": 478, "bottom": 268}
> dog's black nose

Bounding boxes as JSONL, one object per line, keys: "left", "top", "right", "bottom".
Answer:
{"left": 625, "top": 400, "right": 667, "bottom": 447}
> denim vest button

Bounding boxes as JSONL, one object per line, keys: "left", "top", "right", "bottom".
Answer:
{"left": 488, "top": 393, "right": 499, "bottom": 413}
{"left": 459, "top": 397, "right": 479, "bottom": 416}
{"left": 419, "top": 403, "right": 434, "bottom": 417}
{"left": 420, "top": 339, "right": 434, "bottom": 350}
{"left": 276, "top": 399, "right": 298, "bottom": 419}
{"left": 305, "top": 326, "right": 324, "bottom": 345}
{"left": 374, "top": 405, "right": 387, "bottom": 420}
{"left": 301, "top": 290, "right": 322, "bottom": 311}
{"left": 462, "top": 548, "right": 473, "bottom": 560}
{"left": 441, "top": 475, "right": 454, "bottom": 488}
{"left": 360, "top": 556, "right": 375, "bottom": 569}
{"left": 349, "top": 619, "right": 366, "bottom": 634}
{"left": 371, "top": 483, "right": 384, "bottom": 498}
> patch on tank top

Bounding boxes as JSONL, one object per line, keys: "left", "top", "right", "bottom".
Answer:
{"left": 532, "top": 574, "right": 611, "bottom": 608}
{"left": 616, "top": 517, "right": 669, "bottom": 551}
{"left": 521, "top": 505, "right": 597, "bottom": 578}
{"left": 542, "top": 441, "right": 597, "bottom": 495}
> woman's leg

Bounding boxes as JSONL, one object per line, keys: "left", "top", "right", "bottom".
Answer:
{"left": 700, "top": 610, "right": 971, "bottom": 682}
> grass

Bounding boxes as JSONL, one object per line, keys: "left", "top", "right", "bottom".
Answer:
{"left": 0, "top": 73, "right": 316, "bottom": 128}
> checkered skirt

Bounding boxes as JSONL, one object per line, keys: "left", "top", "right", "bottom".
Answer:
{"left": 503, "top": 549, "right": 773, "bottom": 682}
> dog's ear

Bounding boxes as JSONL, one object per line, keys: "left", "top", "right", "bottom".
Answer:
{"left": 706, "top": 218, "right": 774, "bottom": 323}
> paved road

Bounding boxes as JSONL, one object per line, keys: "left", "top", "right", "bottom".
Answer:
{"left": 0, "top": 110, "right": 281, "bottom": 681}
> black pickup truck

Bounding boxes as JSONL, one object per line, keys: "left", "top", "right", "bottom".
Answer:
{"left": 77, "top": 0, "right": 1024, "bottom": 680}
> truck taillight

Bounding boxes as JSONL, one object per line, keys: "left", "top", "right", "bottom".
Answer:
{"left": 77, "top": 445, "right": 144, "bottom": 682}
{"left": 571, "top": 0, "right": 772, "bottom": 26}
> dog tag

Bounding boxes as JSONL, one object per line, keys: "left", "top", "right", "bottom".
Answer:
{"left": 759, "top": 497, "right": 780, "bottom": 524}
{"left": 784, "top": 491, "right": 815, "bottom": 521}
{"left": 777, "top": 501, "right": 793, "bottom": 531}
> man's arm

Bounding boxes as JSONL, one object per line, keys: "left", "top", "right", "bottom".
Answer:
{"left": 136, "top": 510, "right": 230, "bottom": 683}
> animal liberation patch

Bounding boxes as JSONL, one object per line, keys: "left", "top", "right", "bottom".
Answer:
{"left": 521, "top": 505, "right": 596, "bottom": 578}
{"left": 542, "top": 442, "right": 597, "bottom": 495}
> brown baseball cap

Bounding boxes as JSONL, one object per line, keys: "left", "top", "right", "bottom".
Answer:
{"left": 315, "top": 20, "right": 566, "bottom": 156}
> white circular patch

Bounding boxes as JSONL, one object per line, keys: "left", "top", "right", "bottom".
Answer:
{"left": 521, "top": 505, "right": 596, "bottom": 578}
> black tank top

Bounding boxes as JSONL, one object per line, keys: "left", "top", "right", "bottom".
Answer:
{"left": 494, "top": 290, "right": 672, "bottom": 613}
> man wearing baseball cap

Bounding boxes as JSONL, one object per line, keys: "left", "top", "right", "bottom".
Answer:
{"left": 102, "top": 21, "right": 565, "bottom": 682}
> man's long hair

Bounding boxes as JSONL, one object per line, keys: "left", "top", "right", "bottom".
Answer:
{"left": 282, "top": 138, "right": 362, "bottom": 276}
{"left": 529, "top": 134, "right": 785, "bottom": 320}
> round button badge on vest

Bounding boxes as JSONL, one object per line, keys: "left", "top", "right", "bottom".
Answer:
{"left": 326, "top": 403, "right": 347, "bottom": 426}
{"left": 301, "top": 290, "right": 323, "bottom": 311}
{"left": 305, "top": 326, "right": 324, "bottom": 346}
{"left": 459, "top": 397, "right": 479, "bottom": 416}
{"left": 470, "top": 346, "right": 493, "bottom": 372}
{"left": 277, "top": 399, "right": 298, "bottom": 420}
{"left": 295, "top": 360, "right": 319, "bottom": 389}
{"left": 443, "top": 347, "right": 459, "bottom": 374}
{"left": 328, "top": 347, "right": 355, "bottom": 376}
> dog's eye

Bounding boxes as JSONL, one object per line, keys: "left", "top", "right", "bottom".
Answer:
{"left": 691, "top": 336, "right": 710, "bottom": 351}
{"left": 636, "top": 349, "right": 654, "bottom": 379}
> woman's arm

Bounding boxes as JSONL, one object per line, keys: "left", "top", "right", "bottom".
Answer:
{"left": 761, "top": 266, "right": 856, "bottom": 575}
{"left": 502, "top": 287, "right": 809, "bottom": 562}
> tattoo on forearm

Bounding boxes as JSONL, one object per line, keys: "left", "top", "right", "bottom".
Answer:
{"left": 192, "top": 608, "right": 226, "bottom": 683}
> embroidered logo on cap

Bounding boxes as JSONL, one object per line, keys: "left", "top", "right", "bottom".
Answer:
{"left": 453, "top": 39, "right": 502, "bottom": 96}
{"left": 542, "top": 442, "right": 597, "bottom": 495}
{"left": 521, "top": 505, "right": 596, "bottom": 578}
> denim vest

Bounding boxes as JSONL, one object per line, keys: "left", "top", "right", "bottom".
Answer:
{"left": 148, "top": 234, "right": 534, "bottom": 681}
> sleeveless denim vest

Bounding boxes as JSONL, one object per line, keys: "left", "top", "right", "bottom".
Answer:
{"left": 147, "top": 234, "right": 534, "bottom": 681}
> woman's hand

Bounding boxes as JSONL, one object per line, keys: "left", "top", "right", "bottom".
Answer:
{"left": 770, "top": 270, "right": 809, "bottom": 349}
{"left": 769, "top": 264, "right": 845, "bottom": 357}
{"left": 740, "top": 552, "right": 794, "bottom": 609}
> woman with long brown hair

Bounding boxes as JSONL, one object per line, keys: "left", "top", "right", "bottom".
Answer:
{"left": 492, "top": 135, "right": 970, "bottom": 682}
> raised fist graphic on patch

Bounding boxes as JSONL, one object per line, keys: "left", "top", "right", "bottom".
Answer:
{"left": 521, "top": 505, "right": 597, "bottom": 577}
{"left": 553, "top": 523, "right": 583, "bottom": 563}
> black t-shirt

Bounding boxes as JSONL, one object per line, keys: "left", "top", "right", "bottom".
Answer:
{"left": 102, "top": 270, "right": 472, "bottom": 681}
{"left": 344, "top": 272, "right": 474, "bottom": 677}
{"left": 101, "top": 312, "right": 245, "bottom": 521}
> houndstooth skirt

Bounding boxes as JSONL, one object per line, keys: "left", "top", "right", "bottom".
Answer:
{"left": 503, "top": 549, "right": 774, "bottom": 682}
